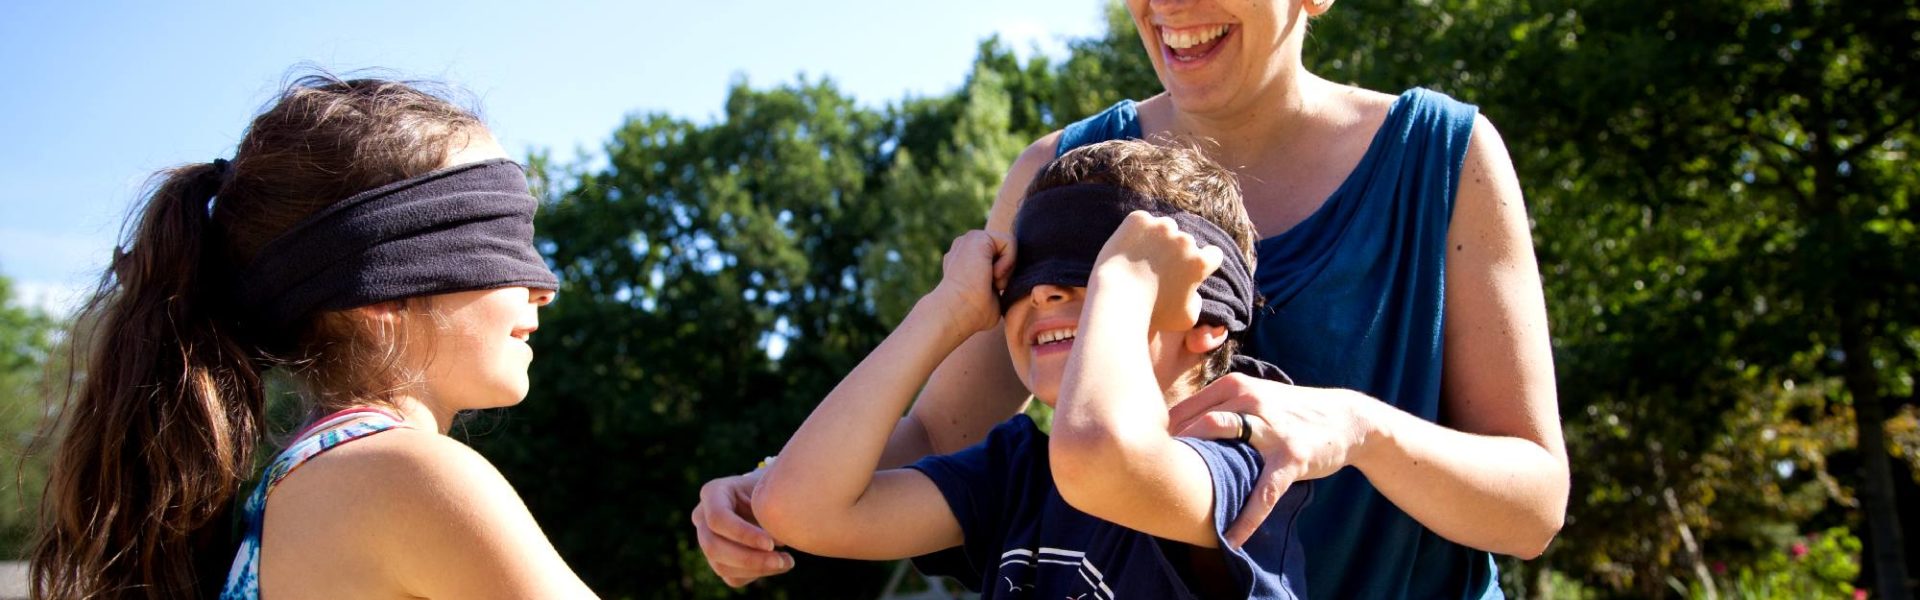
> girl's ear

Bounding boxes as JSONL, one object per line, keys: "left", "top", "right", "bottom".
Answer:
{"left": 1184, "top": 324, "right": 1230, "bottom": 354}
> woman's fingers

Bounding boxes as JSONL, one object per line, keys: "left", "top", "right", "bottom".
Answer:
{"left": 1168, "top": 375, "right": 1320, "bottom": 547}
{"left": 1173, "top": 410, "right": 1242, "bottom": 439}
{"left": 693, "top": 475, "right": 794, "bottom": 586}
{"left": 1168, "top": 374, "right": 1260, "bottom": 432}
{"left": 1225, "top": 461, "right": 1297, "bottom": 548}
{"left": 694, "top": 513, "right": 793, "bottom": 586}
{"left": 1195, "top": 411, "right": 1303, "bottom": 548}
{"left": 701, "top": 501, "right": 774, "bottom": 552}
{"left": 697, "top": 476, "right": 775, "bottom": 549}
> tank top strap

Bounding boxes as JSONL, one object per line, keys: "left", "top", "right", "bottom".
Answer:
{"left": 1387, "top": 88, "right": 1479, "bottom": 221}
{"left": 218, "top": 409, "right": 409, "bottom": 599}
{"left": 1055, "top": 99, "right": 1143, "bottom": 157}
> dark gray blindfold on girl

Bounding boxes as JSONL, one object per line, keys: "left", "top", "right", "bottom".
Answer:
{"left": 238, "top": 158, "right": 558, "bottom": 338}
{"left": 1001, "top": 183, "right": 1289, "bottom": 384}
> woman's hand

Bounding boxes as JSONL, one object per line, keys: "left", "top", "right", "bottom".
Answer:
{"left": 1167, "top": 374, "right": 1375, "bottom": 546}
{"left": 1092, "top": 211, "right": 1222, "bottom": 331}
{"left": 691, "top": 471, "right": 794, "bottom": 587}
{"left": 930, "top": 230, "right": 1016, "bottom": 335}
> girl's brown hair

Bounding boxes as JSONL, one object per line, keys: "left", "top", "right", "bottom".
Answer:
{"left": 30, "top": 74, "right": 484, "bottom": 599}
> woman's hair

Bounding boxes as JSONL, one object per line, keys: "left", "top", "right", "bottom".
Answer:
{"left": 30, "top": 74, "right": 484, "bottom": 599}
{"left": 1025, "top": 138, "right": 1257, "bottom": 387}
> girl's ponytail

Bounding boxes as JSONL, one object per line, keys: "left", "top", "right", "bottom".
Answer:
{"left": 33, "top": 161, "right": 267, "bottom": 599}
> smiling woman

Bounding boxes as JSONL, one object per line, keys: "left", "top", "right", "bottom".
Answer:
{"left": 29, "top": 74, "right": 594, "bottom": 600}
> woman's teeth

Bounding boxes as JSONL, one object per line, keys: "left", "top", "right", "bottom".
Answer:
{"left": 1162, "top": 24, "right": 1231, "bottom": 50}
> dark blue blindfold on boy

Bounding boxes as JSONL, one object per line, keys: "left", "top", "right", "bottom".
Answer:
{"left": 1002, "top": 183, "right": 1290, "bottom": 383}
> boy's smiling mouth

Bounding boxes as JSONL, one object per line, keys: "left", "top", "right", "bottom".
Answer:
{"left": 1034, "top": 327, "right": 1078, "bottom": 346}
{"left": 1030, "top": 325, "right": 1078, "bottom": 357}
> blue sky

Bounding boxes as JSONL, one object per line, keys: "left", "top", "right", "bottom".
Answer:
{"left": 0, "top": 1, "right": 1110, "bottom": 314}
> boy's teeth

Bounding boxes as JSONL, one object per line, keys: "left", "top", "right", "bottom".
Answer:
{"left": 1037, "top": 329, "right": 1078, "bottom": 345}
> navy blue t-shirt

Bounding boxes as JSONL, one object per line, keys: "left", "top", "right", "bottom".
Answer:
{"left": 909, "top": 415, "right": 1309, "bottom": 599}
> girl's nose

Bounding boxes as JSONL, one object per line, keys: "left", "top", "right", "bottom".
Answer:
{"left": 530, "top": 288, "right": 557, "bottom": 306}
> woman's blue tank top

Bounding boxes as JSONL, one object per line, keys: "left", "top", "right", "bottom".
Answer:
{"left": 1055, "top": 88, "right": 1500, "bottom": 599}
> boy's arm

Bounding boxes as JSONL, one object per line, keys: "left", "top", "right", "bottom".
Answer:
{"left": 753, "top": 231, "right": 1012, "bottom": 560}
{"left": 1051, "top": 212, "right": 1230, "bottom": 548}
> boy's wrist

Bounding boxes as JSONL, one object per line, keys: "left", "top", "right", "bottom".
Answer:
{"left": 1091, "top": 251, "right": 1157, "bottom": 284}
{"left": 916, "top": 284, "right": 996, "bottom": 339}
{"left": 1087, "top": 263, "right": 1158, "bottom": 309}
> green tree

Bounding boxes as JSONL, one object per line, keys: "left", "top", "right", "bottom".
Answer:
{"left": 0, "top": 274, "right": 61, "bottom": 558}
{"left": 1300, "top": 0, "right": 1917, "bottom": 596}
{"left": 478, "top": 69, "right": 1036, "bottom": 596}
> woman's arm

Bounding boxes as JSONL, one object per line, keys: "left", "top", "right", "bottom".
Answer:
{"left": 1168, "top": 115, "right": 1568, "bottom": 558}
{"left": 751, "top": 231, "right": 1012, "bottom": 559}
{"left": 1405, "top": 114, "right": 1567, "bottom": 555}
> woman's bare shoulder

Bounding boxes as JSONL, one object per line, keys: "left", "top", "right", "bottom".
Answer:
{"left": 1319, "top": 81, "right": 1399, "bottom": 129}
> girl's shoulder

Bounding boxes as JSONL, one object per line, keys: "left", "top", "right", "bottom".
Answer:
{"left": 273, "top": 426, "right": 515, "bottom": 519}
{"left": 262, "top": 427, "right": 573, "bottom": 596}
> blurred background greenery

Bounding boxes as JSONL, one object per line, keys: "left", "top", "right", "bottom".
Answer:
{"left": 4, "top": 0, "right": 1917, "bottom": 597}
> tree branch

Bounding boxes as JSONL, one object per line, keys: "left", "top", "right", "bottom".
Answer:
{"left": 1840, "top": 108, "right": 1920, "bottom": 163}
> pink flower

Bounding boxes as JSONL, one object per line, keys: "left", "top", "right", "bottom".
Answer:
{"left": 1790, "top": 542, "right": 1809, "bottom": 559}
{"left": 1711, "top": 561, "right": 1727, "bottom": 575}
{"left": 1854, "top": 588, "right": 1868, "bottom": 600}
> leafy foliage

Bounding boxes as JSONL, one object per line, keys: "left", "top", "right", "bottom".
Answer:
{"left": 0, "top": 275, "right": 60, "bottom": 557}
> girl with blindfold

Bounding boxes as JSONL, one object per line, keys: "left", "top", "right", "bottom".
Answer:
{"left": 31, "top": 75, "right": 595, "bottom": 599}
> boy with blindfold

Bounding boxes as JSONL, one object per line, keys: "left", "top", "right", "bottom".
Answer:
{"left": 755, "top": 140, "right": 1309, "bottom": 599}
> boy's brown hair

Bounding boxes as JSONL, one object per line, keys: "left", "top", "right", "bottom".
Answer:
{"left": 1023, "top": 138, "right": 1258, "bottom": 386}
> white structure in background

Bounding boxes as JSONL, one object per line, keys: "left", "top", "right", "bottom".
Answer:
{"left": 0, "top": 561, "right": 27, "bottom": 600}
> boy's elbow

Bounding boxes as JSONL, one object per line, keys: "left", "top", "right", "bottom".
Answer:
{"left": 1048, "top": 422, "right": 1144, "bottom": 513}
{"left": 750, "top": 476, "right": 854, "bottom": 557}
{"left": 750, "top": 477, "right": 814, "bottom": 553}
